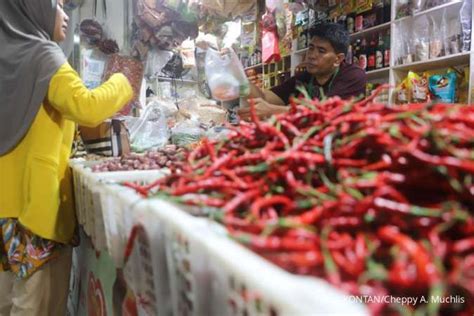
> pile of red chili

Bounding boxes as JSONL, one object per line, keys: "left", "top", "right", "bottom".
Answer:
{"left": 124, "top": 89, "right": 474, "bottom": 315}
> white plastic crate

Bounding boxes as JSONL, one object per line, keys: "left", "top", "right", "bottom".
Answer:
{"left": 140, "top": 200, "right": 216, "bottom": 316}
{"left": 95, "top": 170, "right": 169, "bottom": 265}
{"left": 122, "top": 205, "right": 173, "bottom": 316}
{"left": 69, "top": 159, "right": 106, "bottom": 238}
{"left": 119, "top": 198, "right": 219, "bottom": 316}
{"left": 123, "top": 223, "right": 159, "bottom": 316}
{"left": 69, "top": 158, "right": 168, "bottom": 252}
{"left": 143, "top": 199, "right": 369, "bottom": 316}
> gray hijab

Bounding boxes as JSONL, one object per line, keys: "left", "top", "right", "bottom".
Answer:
{"left": 0, "top": 0, "right": 67, "bottom": 155}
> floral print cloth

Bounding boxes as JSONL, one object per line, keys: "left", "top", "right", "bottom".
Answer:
{"left": 0, "top": 218, "right": 63, "bottom": 279}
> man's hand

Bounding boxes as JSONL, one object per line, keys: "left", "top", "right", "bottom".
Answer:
{"left": 238, "top": 98, "right": 288, "bottom": 121}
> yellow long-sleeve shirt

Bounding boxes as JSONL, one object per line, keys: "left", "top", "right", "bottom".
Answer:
{"left": 0, "top": 62, "right": 133, "bottom": 243}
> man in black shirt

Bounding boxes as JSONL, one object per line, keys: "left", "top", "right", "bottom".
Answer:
{"left": 239, "top": 23, "right": 367, "bottom": 120}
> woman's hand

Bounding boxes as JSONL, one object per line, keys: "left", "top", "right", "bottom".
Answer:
{"left": 238, "top": 98, "right": 288, "bottom": 121}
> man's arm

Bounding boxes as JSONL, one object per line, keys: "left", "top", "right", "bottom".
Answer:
{"left": 249, "top": 82, "right": 286, "bottom": 106}
{"left": 238, "top": 97, "right": 288, "bottom": 120}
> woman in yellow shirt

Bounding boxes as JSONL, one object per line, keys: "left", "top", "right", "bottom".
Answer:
{"left": 0, "top": 0, "right": 133, "bottom": 314}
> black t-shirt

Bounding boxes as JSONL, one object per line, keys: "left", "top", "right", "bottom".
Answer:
{"left": 271, "top": 62, "right": 367, "bottom": 104}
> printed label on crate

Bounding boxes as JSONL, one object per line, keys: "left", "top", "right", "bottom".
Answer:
{"left": 74, "top": 229, "right": 139, "bottom": 316}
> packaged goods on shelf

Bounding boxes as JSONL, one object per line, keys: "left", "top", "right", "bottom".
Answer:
{"left": 428, "top": 70, "right": 457, "bottom": 102}
{"left": 366, "top": 82, "right": 389, "bottom": 102}
{"left": 395, "top": 7, "right": 465, "bottom": 66}
{"left": 407, "top": 71, "right": 430, "bottom": 102}
{"left": 349, "top": 30, "right": 390, "bottom": 71}
{"left": 394, "top": 66, "right": 469, "bottom": 104}
{"left": 396, "top": 0, "right": 461, "bottom": 18}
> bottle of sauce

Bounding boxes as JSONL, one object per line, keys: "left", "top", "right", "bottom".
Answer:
{"left": 367, "top": 35, "right": 376, "bottom": 71}
{"left": 359, "top": 38, "right": 368, "bottom": 71}
{"left": 383, "top": 30, "right": 391, "bottom": 68}
{"left": 376, "top": 32, "right": 384, "bottom": 69}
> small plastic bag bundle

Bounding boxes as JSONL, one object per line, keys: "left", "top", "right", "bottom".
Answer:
{"left": 128, "top": 100, "right": 169, "bottom": 152}
{"left": 171, "top": 119, "right": 204, "bottom": 146}
{"left": 205, "top": 48, "right": 250, "bottom": 101}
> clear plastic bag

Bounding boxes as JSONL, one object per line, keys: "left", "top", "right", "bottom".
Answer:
{"left": 414, "top": 16, "right": 430, "bottom": 61}
{"left": 128, "top": 101, "right": 169, "bottom": 152}
{"left": 411, "top": 0, "right": 427, "bottom": 14}
{"left": 171, "top": 119, "right": 204, "bottom": 146}
{"left": 80, "top": 48, "right": 108, "bottom": 89}
{"left": 429, "top": 15, "right": 443, "bottom": 58}
{"left": 460, "top": 0, "right": 472, "bottom": 52}
{"left": 205, "top": 48, "right": 250, "bottom": 101}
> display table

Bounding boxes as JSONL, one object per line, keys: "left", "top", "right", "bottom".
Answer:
{"left": 68, "top": 159, "right": 367, "bottom": 316}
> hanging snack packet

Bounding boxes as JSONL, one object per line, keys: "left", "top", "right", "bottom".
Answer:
{"left": 103, "top": 54, "right": 145, "bottom": 116}
{"left": 428, "top": 71, "right": 457, "bottom": 103}
{"left": 261, "top": 10, "right": 281, "bottom": 63}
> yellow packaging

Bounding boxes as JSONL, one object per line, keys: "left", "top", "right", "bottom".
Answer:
{"left": 395, "top": 76, "right": 411, "bottom": 104}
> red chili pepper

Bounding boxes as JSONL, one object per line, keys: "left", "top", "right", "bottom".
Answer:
{"left": 172, "top": 179, "right": 246, "bottom": 195}
{"left": 220, "top": 169, "right": 248, "bottom": 188}
{"left": 273, "top": 151, "right": 325, "bottom": 165}
{"left": 374, "top": 197, "right": 443, "bottom": 217}
{"left": 409, "top": 147, "right": 474, "bottom": 173}
{"left": 262, "top": 250, "right": 322, "bottom": 271}
{"left": 122, "top": 181, "right": 149, "bottom": 197}
{"left": 326, "top": 232, "right": 354, "bottom": 250}
{"left": 331, "top": 249, "right": 360, "bottom": 277}
{"left": 278, "top": 119, "right": 302, "bottom": 136}
{"left": 323, "top": 217, "right": 362, "bottom": 228}
{"left": 233, "top": 232, "right": 317, "bottom": 252}
{"left": 223, "top": 189, "right": 261, "bottom": 214}
{"left": 250, "top": 195, "right": 294, "bottom": 218}
{"left": 202, "top": 138, "right": 216, "bottom": 162}
{"left": 321, "top": 227, "right": 341, "bottom": 285}
{"left": 378, "top": 226, "right": 440, "bottom": 286}
{"left": 452, "top": 237, "right": 474, "bottom": 254}
{"left": 286, "top": 206, "right": 324, "bottom": 225}
{"left": 389, "top": 252, "right": 418, "bottom": 288}
{"left": 202, "top": 151, "right": 236, "bottom": 178}
{"left": 178, "top": 194, "right": 224, "bottom": 208}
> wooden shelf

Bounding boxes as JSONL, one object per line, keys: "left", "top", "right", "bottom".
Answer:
{"left": 294, "top": 47, "right": 308, "bottom": 55}
{"left": 392, "top": 52, "right": 470, "bottom": 72}
{"left": 350, "top": 22, "right": 391, "bottom": 39}
{"left": 394, "top": 0, "right": 463, "bottom": 23}
{"left": 244, "top": 63, "right": 263, "bottom": 70}
{"left": 156, "top": 76, "right": 197, "bottom": 84}
{"left": 366, "top": 67, "right": 390, "bottom": 80}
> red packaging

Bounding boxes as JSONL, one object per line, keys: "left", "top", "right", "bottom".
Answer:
{"left": 103, "top": 54, "right": 144, "bottom": 116}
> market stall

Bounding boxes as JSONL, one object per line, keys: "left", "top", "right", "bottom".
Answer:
{"left": 66, "top": 0, "right": 473, "bottom": 315}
